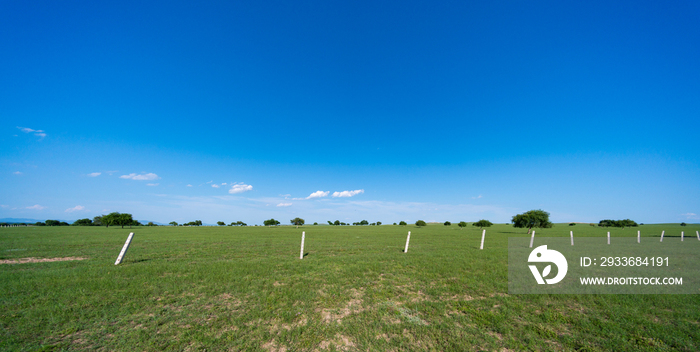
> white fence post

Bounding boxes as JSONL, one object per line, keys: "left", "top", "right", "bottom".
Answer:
{"left": 529, "top": 231, "right": 535, "bottom": 248}
{"left": 660, "top": 230, "right": 665, "bottom": 242}
{"left": 480, "top": 229, "right": 486, "bottom": 250}
{"left": 697, "top": 231, "right": 699, "bottom": 241}
{"left": 115, "top": 232, "right": 135, "bottom": 265}
{"left": 637, "top": 230, "right": 640, "bottom": 243}
{"left": 404, "top": 231, "right": 411, "bottom": 253}
{"left": 607, "top": 232, "right": 610, "bottom": 245}
{"left": 300, "top": 232, "right": 305, "bottom": 259}
{"left": 570, "top": 231, "right": 574, "bottom": 246}
{"left": 681, "top": 231, "right": 684, "bottom": 242}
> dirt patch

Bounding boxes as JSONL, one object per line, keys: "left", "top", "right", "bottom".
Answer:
{"left": 0, "top": 257, "right": 87, "bottom": 264}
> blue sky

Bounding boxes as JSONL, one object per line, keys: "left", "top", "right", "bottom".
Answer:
{"left": 1, "top": 0, "right": 698, "bottom": 225}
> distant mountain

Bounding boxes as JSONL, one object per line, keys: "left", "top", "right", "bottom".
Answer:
{"left": 0, "top": 218, "right": 62, "bottom": 224}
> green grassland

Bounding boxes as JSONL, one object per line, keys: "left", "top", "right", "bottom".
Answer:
{"left": 1, "top": 223, "right": 699, "bottom": 351}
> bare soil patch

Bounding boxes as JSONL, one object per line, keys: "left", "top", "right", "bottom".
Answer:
{"left": 0, "top": 257, "right": 87, "bottom": 264}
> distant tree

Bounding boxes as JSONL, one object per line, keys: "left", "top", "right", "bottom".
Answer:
{"left": 217, "top": 221, "right": 225, "bottom": 226}
{"left": 334, "top": 220, "right": 341, "bottom": 226}
{"left": 35, "top": 221, "right": 46, "bottom": 226}
{"left": 291, "top": 217, "right": 305, "bottom": 228}
{"left": 458, "top": 221, "right": 468, "bottom": 229}
{"left": 237, "top": 221, "right": 247, "bottom": 226}
{"left": 358, "top": 220, "right": 368, "bottom": 225}
{"left": 72, "top": 218, "right": 93, "bottom": 226}
{"left": 376, "top": 221, "right": 382, "bottom": 226}
{"left": 472, "top": 220, "right": 493, "bottom": 229}
{"left": 569, "top": 223, "right": 576, "bottom": 226}
{"left": 512, "top": 210, "right": 553, "bottom": 234}
{"left": 313, "top": 222, "right": 318, "bottom": 225}
{"left": 93, "top": 215, "right": 104, "bottom": 226}
{"left": 147, "top": 222, "right": 156, "bottom": 226}
{"left": 169, "top": 221, "right": 178, "bottom": 226}
{"left": 444, "top": 221, "right": 451, "bottom": 226}
{"left": 598, "top": 219, "right": 638, "bottom": 229}
{"left": 399, "top": 221, "right": 407, "bottom": 226}
{"left": 45, "top": 219, "right": 60, "bottom": 226}
{"left": 681, "top": 222, "right": 687, "bottom": 226}
{"left": 415, "top": 220, "right": 427, "bottom": 227}
{"left": 327, "top": 221, "right": 333, "bottom": 226}
{"left": 264, "top": 219, "right": 280, "bottom": 227}
{"left": 393, "top": 223, "right": 397, "bottom": 225}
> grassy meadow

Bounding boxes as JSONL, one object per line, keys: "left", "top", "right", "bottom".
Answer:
{"left": 1, "top": 223, "right": 699, "bottom": 351}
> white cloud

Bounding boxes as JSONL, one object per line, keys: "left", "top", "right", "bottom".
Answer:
{"left": 212, "top": 184, "right": 220, "bottom": 188}
{"left": 147, "top": 183, "right": 159, "bottom": 186}
{"left": 471, "top": 195, "right": 483, "bottom": 199}
{"left": 65, "top": 205, "right": 85, "bottom": 213}
{"left": 277, "top": 203, "right": 293, "bottom": 207}
{"left": 17, "top": 127, "right": 46, "bottom": 139}
{"left": 681, "top": 213, "right": 698, "bottom": 219}
{"left": 307, "top": 190, "right": 330, "bottom": 199}
{"left": 222, "top": 183, "right": 227, "bottom": 185}
{"left": 120, "top": 173, "right": 160, "bottom": 181}
{"left": 229, "top": 183, "right": 253, "bottom": 194}
{"left": 13, "top": 171, "right": 22, "bottom": 175}
{"left": 332, "top": 189, "right": 364, "bottom": 198}
{"left": 0, "top": 205, "right": 9, "bottom": 208}
{"left": 187, "top": 184, "right": 193, "bottom": 187}
{"left": 87, "top": 172, "right": 101, "bottom": 177}
{"left": 26, "top": 204, "right": 45, "bottom": 210}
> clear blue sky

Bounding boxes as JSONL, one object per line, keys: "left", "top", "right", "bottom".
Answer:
{"left": 1, "top": 0, "right": 698, "bottom": 225}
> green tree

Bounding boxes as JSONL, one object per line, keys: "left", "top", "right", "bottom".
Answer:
{"left": 217, "top": 221, "right": 225, "bottom": 226}
{"left": 360, "top": 220, "right": 369, "bottom": 225}
{"left": 399, "top": 221, "right": 407, "bottom": 226}
{"left": 458, "top": 221, "right": 468, "bottom": 229}
{"left": 512, "top": 210, "right": 552, "bottom": 234}
{"left": 169, "top": 221, "right": 178, "bottom": 226}
{"left": 147, "top": 222, "right": 156, "bottom": 226}
{"left": 313, "top": 222, "right": 318, "bottom": 225}
{"left": 72, "top": 218, "right": 93, "bottom": 226}
{"left": 415, "top": 220, "right": 427, "bottom": 227}
{"left": 264, "top": 219, "right": 280, "bottom": 227}
{"left": 327, "top": 221, "right": 333, "bottom": 225}
{"left": 376, "top": 221, "right": 382, "bottom": 226}
{"left": 681, "top": 222, "right": 687, "bottom": 226}
{"left": 334, "top": 220, "right": 341, "bottom": 226}
{"left": 472, "top": 219, "right": 493, "bottom": 229}
{"left": 444, "top": 221, "right": 451, "bottom": 226}
{"left": 45, "top": 219, "right": 60, "bottom": 226}
{"left": 290, "top": 217, "right": 305, "bottom": 228}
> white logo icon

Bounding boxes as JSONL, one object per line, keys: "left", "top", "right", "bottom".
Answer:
{"left": 528, "top": 245, "right": 568, "bottom": 284}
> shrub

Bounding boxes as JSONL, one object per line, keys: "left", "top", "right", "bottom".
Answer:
{"left": 569, "top": 223, "right": 576, "bottom": 226}
{"left": 415, "top": 220, "right": 427, "bottom": 227}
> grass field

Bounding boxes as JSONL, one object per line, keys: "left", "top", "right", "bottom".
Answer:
{"left": 1, "top": 223, "right": 699, "bottom": 351}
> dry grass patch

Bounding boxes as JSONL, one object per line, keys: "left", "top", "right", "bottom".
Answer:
{"left": 0, "top": 257, "right": 87, "bottom": 264}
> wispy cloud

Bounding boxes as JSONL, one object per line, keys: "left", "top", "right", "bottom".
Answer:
{"left": 307, "top": 191, "right": 330, "bottom": 199}
{"left": 120, "top": 173, "right": 160, "bottom": 181}
{"left": 187, "top": 184, "right": 193, "bottom": 187}
{"left": 332, "top": 189, "right": 364, "bottom": 198}
{"left": 277, "top": 203, "right": 293, "bottom": 207}
{"left": 87, "top": 172, "right": 101, "bottom": 177}
{"left": 471, "top": 195, "right": 483, "bottom": 199}
{"left": 211, "top": 184, "right": 220, "bottom": 188}
{"left": 17, "top": 126, "right": 46, "bottom": 139}
{"left": 65, "top": 205, "right": 85, "bottom": 213}
{"left": 681, "top": 213, "right": 698, "bottom": 220}
{"left": 147, "top": 183, "right": 159, "bottom": 186}
{"left": 229, "top": 183, "right": 253, "bottom": 194}
{"left": 13, "top": 171, "right": 22, "bottom": 175}
{"left": 26, "top": 204, "right": 45, "bottom": 210}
